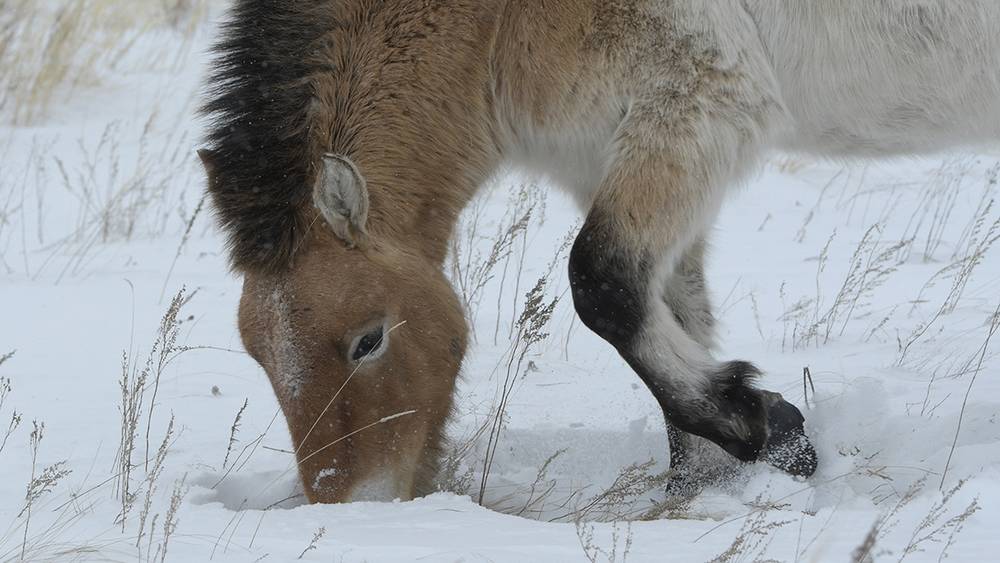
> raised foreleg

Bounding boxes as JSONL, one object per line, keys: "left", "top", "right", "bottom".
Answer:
{"left": 569, "top": 100, "right": 817, "bottom": 477}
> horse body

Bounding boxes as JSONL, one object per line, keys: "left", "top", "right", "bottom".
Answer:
{"left": 750, "top": 1, "right": 1000, "bottom": 156}
{"left": 201, "top": 0, "right": 1000, "bottom": 503}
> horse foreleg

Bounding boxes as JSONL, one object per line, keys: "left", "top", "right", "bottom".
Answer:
{"left": 568, "top": 100, "right": 817, "bottom": 478}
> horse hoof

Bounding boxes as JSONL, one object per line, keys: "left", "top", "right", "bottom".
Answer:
{"left": 760, "top": 398, "right": 817, "bottom": 477}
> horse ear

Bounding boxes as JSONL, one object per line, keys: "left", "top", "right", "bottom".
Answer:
{"left": 314, "top": 154, "right": 369, "bottom": 248}
{"left": 198, "top": 149, "right": 218, "bottom": 182}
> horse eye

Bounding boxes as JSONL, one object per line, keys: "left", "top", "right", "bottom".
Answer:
{"left": 351, "top": 327, "right": 385, "bottom": 362}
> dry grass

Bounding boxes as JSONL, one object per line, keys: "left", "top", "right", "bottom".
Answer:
{"left": 0, "top": 0, "right": 209, "bottom": 125}
{"left": 708, "top": 508, "right": 792, "bottom": 562}
{"left": 897, "top": 158, "right": 982, "bottom": 264}
{"left": 575, "top": 520, "right": 633, "bottom": 563}
{"left": 938, "top": 302, "right": 1000, "bottom": 488}
{"left": 1, "top": 1, "right": 212, "bottom": 281}
{"left": 443, "top": 183, "right": 588, "bottom": 511}
{"left": 0, "top": 353, "right": 20, "bottom": 455}
{"left": 19, "top": 422, "right": 72, "bottom": 561}
{"left": 477, "top": 276, "right": 560, "bottom": 504}
{"left": 38, "top": 112, "right": 205, "bottom": 281}
{"left": 0, "top": 291, "right": 194, "bottom": 561}
{"left": 222, "top": 398, "right": 249, "bottom": 472}
{"left": 449, "top": 182, "right": 545, "bottom": 339}
{"left": 898, "top": 203, "right": 1000, "bottom": 365}
{"left": 297, "top": 527, "right": 326, "bottom": 560}
{"left": 0, "top": 0, "right": 213, "bottom": 268}
{"left": 853, "top": 476, "right": 980, "bottom": 563}
{"left": 780, "top": 159, "right": 1000, "bottom": 356}
{"left": 114, "top": 287, "right": 185, "bottom": 531}
{"left": 804, "top": 224, "right": 908, "bottom": 347}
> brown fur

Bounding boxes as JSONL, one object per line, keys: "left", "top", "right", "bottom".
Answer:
{"left": 210, "top": 0, "right": 507, "bottom": 503}
{"left": 238, "top": 228, "right": 470, "bottom": 502}
{"left": 204, "top": 0, "right": 823, "bottom": 501}
{"left": 206, "top": 0, "right": 755, "bottom": 503}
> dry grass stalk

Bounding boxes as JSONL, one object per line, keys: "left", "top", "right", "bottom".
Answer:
{"left": 575, "top": 520, "right": 633, "bottom": 563}
{"left": 478, "top": 276, "right": 559, "bottom": 505}
{"left": 159, "top": 192, "right": 206, "bottom": 302}
{"left": 115, "top": 349, "right": 148, "bottom": 529}
{"left": 144, "top": 288, "right": 185, "bottom": 468}
{"left": 39, "top": 112, "right": 203, "bottom": 281}
{"left": 894, "top": 158, "right": 977, "bottom": 264}
{"left": 211, "top": 408, "right": 282, "bottom": 489}
{"left": 898, "top": 480, "right": 980, "bottom": 561}
{"left": 0, "top": 349, "right": 14, "bottom": 368}
{"left": 222, "top": 398, "right": 249, "bottom": 471}
{"left": 555, "top": 460, "right": 672, "bottom": 523}
{"left": 113, "top": 288, "right": 185, "bottom": 531}
{"left": 824, "top": 225, "right": 907, "bottom": 342}
{"left": 851, "top": 523, "right": 879, "bottom": 563}
{"left": 152, "top": 475, "right": 186, "bottom": 563}
{"left": 852, "top": 476, "right": 981, "bottom": 562}
{"left": 0, "top": 356, "right": 21, "bottom": 455}
{"left": 939, "top": 302, "right": 1000, "bottom": 488}
{"left": 898, "top": 208, "right": 1000, "bottom": 365}
{"left": 450, "top": 186, "right": 534, "bottom": 330}
{"left": 136, "top": 413, "right": 175, "bottom": 558}
{"left": 19, "top": 421, "right": 72, "bottom": 560}
{"left": 514, "top": 448, "right": 566, "bottom": 517}
{"left": 298, "top": 527, "right": 326, "bottom": 560}
{"left": 708, "top": 493, "right": 793, "bottom": 563}
{"left": 950, "top": 164, "right": 999, "bottom": 259}
{"left": 800, "top": 224, "right": 907, "bottom": 347}
{"left": 0, "top": 0, "right": 209, "bottom": 124}
{"left": 0, "top": 402, "right": 20, "bottom": 455}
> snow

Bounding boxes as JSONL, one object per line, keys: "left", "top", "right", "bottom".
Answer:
{"left": 2, "top": 4, "right": 1000, "bottom": 561}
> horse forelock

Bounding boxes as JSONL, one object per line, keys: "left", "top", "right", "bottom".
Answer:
{"left": 201, "top": 0, "right": 345, "bottom": 275}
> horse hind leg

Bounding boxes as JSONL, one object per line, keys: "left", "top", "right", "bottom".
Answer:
{"left": 661, "top": 238, "right": 746, "bottom": 493}
{"left": 569, "top": 96, "right": 817, "bottom": 479}
{"left": 662, "top": 239, "right": 717, "bottom": 480}
{"left": 665, "top": 237, "right": 716, "bottom": 353}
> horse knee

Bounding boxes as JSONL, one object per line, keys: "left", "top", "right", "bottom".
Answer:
{"left": 568, "top": 221, "right": 647, "bottom": 352}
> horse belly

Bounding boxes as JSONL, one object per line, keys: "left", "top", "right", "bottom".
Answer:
{"left": 501, "top": 100, "right": 625, "bottom": 207}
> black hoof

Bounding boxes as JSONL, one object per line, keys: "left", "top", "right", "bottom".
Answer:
{"left": 760, "top": 398, "right": 817, "bottom": 477}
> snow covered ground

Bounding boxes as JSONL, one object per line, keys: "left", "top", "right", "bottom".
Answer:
{"left": 2, "top": 3, "right": 999, "bottom": 561}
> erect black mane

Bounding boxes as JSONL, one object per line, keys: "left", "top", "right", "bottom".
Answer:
{"left": 202, "top": 0, "right": 338, "bottom": 273}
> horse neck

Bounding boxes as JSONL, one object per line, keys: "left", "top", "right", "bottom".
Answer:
{"left": 342, "top": 1, "right": 507, "bottom": 267}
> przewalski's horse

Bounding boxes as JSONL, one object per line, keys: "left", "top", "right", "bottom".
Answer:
{"left": 200, "top": 0, "right": 1000, "bottom": 503}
